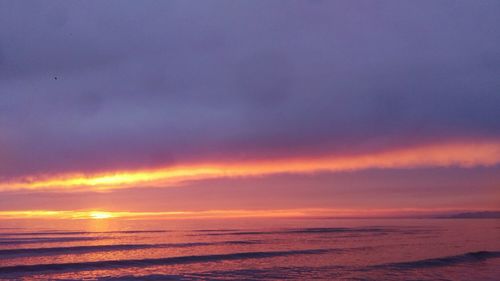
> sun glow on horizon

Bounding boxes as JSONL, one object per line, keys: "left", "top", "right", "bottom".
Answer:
{"left": 0, "top": 208, "right": 496, "bottom": 220}
{"left": 0, "top": 209, "right": 309, "bottom": 220}
{"left": 1, "top": 140, "right": 500, "bottom": 192}
{"left": 88, "top": 211, "right": 115, "bottom": 219}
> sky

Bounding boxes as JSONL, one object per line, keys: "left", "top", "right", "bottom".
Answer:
{"left": 0, "top": 1, "right": 499, "bottom": 219}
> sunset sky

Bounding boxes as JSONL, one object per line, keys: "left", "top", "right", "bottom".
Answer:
{"left": 1, "top": 1, "right": 499, "bottom": 219}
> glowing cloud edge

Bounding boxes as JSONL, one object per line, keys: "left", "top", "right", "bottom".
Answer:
{"left": 2, "top": 140, "right": 500, "bottom": 192}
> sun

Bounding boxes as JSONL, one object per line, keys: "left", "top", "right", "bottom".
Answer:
{"left": 88, "top": 211, "right": 114, "bottom": 219}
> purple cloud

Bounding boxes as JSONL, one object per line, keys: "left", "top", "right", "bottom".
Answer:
{"left": 1, "top": 1, "right": 499, "bottom": 178}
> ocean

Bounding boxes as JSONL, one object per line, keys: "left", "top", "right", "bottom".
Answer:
{"left": 0, "top": 218, "right": 499, "bottom": 280}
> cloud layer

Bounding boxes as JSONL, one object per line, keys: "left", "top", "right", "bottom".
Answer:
{"left": 1, "top": 1, "right": 500, "bottom": 181}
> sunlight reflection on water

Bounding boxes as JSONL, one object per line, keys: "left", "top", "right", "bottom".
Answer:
{"left": 0, "top": 218, "right": 499, "bottom": 280}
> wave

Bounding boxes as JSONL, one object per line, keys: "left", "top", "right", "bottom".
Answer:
{"left": 0, "top": 249, "right": 330, "bottom": 274}
{"left": 289, "top": 227, "right": 389, "bottom": 234}
{"left": 98, "top": 274, "right": 188, "bottom": 280}
{"left": 377, "top": 251, "right": 500, "bottom": 269}
{"left": 192, "top": 229, "right": 239, "bottom": 232}
{"left": 194, "top": 227, "right": 391, "bottom": 236}
{"left": 96, "top": 267, "right": 337, "bottom": 281}
{"left": 0, "top": 236, "right": 109, "bottom": 245}
{"left": 0, "top": 240, "right": 262, "bottom": 257}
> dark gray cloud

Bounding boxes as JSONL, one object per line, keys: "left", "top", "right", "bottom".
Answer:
{"left": 1, "top": 0, "right": 500, "bottom": 178}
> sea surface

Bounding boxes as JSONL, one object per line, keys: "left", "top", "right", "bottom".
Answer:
{"left": 0, "top": 218, "right": 499, "bottom": 280}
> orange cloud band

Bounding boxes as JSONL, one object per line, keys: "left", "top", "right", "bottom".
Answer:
{"left": 2, "top": 140, "right": 500, "bottom": 192}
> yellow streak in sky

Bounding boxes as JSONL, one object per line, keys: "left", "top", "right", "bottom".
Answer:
{"left": 2, "top": 140, "right": 500, "bottom": 192}
{"left": 0, "top": 208, "right": 494, "bottom": 220}
{"left": 0, "top": 209, "right": 309, "bottom": 220}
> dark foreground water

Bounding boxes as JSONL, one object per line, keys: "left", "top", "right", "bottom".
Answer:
{"left": 0, "top": 218, "right": 499, "bottom": 280}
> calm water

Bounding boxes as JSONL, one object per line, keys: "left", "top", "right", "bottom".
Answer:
{"left": 0, "top": 218, "right": 499, "bottom": 280}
